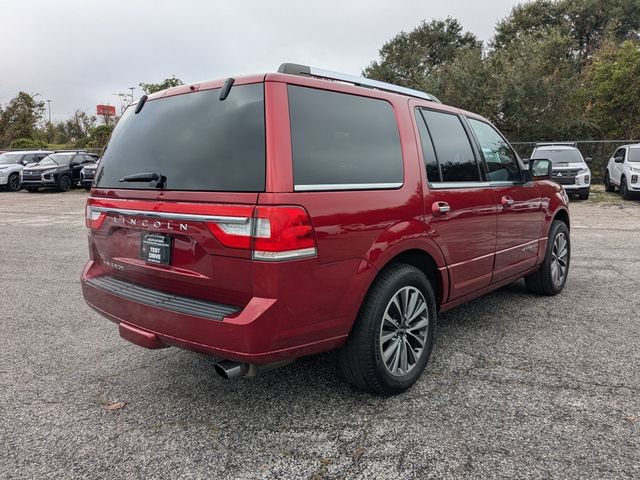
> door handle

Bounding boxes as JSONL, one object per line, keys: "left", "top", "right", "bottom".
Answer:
{"left": 432, "top": 201, "right": 451, "bottom": 217}
{"left": 501, "top": 196, "right": 514, "bottom": 207}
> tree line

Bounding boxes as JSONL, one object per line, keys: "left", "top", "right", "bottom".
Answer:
{"left": 0, "top": 76, "right": 183, "bottom": 150}
{"left": 364, "top": 0, "right": 640, "bottom": 142}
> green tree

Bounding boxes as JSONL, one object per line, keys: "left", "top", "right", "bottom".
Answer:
{"left": 87, "top": 124, "right": 115, "bottom": 149}
{"left": 489, "top": 28, "right": 592, "bottom": 141}
{"left": 493, "top": 0, "right": 640, "bottom": 61}
{"left": 363, "top": 18, "right": 481, "bottom": 91}
{"left": 0, "top": 92, "right": 45, "bottom": 147}
{"left": 581, "top": 40, "right": 640, "bottom": 138}
{"left": 139, "top": 76, "right": 184, "bottom": 94}
{"left": 65, "top": 110, "right": 96, "bottom": 143}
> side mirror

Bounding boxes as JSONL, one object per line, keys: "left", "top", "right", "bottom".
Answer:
{"left": 584, "top": 157, "right": 592, "bottom": 163}
{"left": 614, "top": 156, "right": 624, "bottom": 163}
{"left": 529, "top": 158, "right": 552, "bottom": 180}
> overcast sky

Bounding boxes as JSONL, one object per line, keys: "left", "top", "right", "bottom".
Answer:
{"left": 1, "top": 0, "right": 521, "bottom": 122}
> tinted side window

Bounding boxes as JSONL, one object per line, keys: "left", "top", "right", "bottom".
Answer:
{"left": 22, "top": 154, "right": 36, "bottom": 164}
{"left": 421, "top": 109, "right": 479, "bottom": 182}
{"left": 468, "top": 118, "right": 520, "bottom": 182}
{"left": 415, "top": 110, "right": 440, "bottom": 182}
{"left": 288, "top": 86, "right": 403, "bottom": 189}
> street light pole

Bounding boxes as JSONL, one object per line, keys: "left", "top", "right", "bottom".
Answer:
{"left": 46, "top": 100, "right": 52, "bottom": 143}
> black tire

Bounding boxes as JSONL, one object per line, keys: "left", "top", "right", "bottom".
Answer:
{"left": 620, "top": 177, "right": 633, "bottom": 200}
{"left": 604, "top": 171, "right": 615, "bottom": 192}
{"left": 525, "top": 220, "right": 570, "bottom": 296}
{"left": 338, "top": 263, "right": 437, "bottom": 395}
{"left": 26, "top": 186, "right": 39, "bottom": 193}
{"left": 7, "top": 172, "right": 21, "bottom": 192}
{"left": 578, "top": 188, "right": 590, "bottom": 200}
{"left": 84, "top": 185, "right": 91, "bottom": 191}
{"left": 59, "top": 175, "right": 72, "bottom": 192}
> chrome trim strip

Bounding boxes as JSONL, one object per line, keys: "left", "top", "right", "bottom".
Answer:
{"left": 294, "top": 182, "right": 402, "bottom": 192}
{"left": 429, "top": 181, "right": 491, "bottom": 189}
{"left": 253, "top": 247, "right": 317, "bottom": 261}
{"left": 90, "top": 206, "right": 249, "bottom": 224}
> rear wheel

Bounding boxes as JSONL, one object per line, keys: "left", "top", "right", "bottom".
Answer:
{"left": 7, "top": 173, "right": 20, "bottom": 192}
{"left": 339, "top": 263, "right": 436, "bottom": 395}
{"left": 620, "top": 177, "right": 633, "bottom": 200}
{"left": 604, "top": 171, "right": 615, "bottom": 192}
{"left": 525, "top": 220, "right": 570, "bottom": 296}
{"left": 59, "top": 175, "right": 72, "bottom": 192}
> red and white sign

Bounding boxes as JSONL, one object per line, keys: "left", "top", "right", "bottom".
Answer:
{"left": 97, "top": 104, "right": 116, "bottom": 116}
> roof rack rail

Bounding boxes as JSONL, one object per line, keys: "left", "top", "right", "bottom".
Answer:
{"left": 278, "top": 63, "right": 441, "bottom": 103}
{"left": 534, "top": 142, "right": 578, "bottom": 147}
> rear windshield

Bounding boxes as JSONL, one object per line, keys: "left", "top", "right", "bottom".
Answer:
{"left": 532, "top": 148, "right": 583, "bottom": 164}
{"left": 95, "top": 83, "right": 265, "bottom": 191}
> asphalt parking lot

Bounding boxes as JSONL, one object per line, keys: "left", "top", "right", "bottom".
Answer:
{"left": 1, "top": 187, "right": 639, "bottom": 479}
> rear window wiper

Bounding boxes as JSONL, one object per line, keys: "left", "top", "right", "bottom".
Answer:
{"left": 119, "top": 172, "right": 166, "bottom": 188}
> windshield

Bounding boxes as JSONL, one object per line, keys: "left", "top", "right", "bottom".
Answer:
{"left": 39, "top": 154, "right": 74, "bottom": 166}
{"left": 628, "top": 148, "right": 640, "bottom": 162}
{"left": 95, "top": 83, "right": 265, "bottom": 191}
{"left": 532, "top": 148, "right": 583, "bottom": 164}
{"left": 0, "top": 153, "right": 23, "bottom": 165}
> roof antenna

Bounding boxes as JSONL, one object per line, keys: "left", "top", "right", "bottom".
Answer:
{"left": 219, "top": 78, "right": 235, "bottom": 101}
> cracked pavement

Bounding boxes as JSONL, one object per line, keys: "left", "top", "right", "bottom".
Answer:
{"left": 0, "top": 188, "right": 638, "bottom": 479}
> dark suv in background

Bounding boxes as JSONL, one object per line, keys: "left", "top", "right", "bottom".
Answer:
{"left": 82, "top": 64, "right": 569, "bottom": 395}
{"left": 21, "top": 152, "right": 98, "bottom": 192}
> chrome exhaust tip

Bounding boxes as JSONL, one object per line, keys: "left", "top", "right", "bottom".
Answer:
{"left": 213, "top": 360, "right": 247, "bottom": 379}
{"left": 213, "top": 359, "right": 294, "bottom": 379}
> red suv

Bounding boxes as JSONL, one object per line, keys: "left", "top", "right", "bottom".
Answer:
{"left": 81, "top": 64, "right": 570, "bottom": 395}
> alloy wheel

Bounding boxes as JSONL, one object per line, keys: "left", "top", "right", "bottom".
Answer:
{"left": 550, "top": 232, "right": 568, "bottom": 286}
{"left": 379, "top": 286, "right": 429, "bottom": 377}
{"left": 8, "top": 174, "right": 20, "bottom": 191}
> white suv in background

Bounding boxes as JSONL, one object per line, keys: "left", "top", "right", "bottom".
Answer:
{"left": 530, "top": 143, "right": 591, "bottom": 200}
{"left": 604, "top": 144, "right": 640, "bottom": 200}
{"left": 0, "top": 150, "right": 52, "bottom": 192}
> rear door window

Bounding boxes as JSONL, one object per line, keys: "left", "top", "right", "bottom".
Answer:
{"left": 95, "top": 84, "right": 265, "bottom": 191}
{"left": 418, "top": 109, "right": 480, "bottom": 183}
{"left": 288, "top": 86, "right": 403, "bottom": 190}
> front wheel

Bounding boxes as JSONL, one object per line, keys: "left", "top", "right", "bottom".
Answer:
{"left": 26, "top": 186, "right": 39, "bottom": 193}
{"left": 7, "top": 173, "right": 21, "bottom": 192}
{"left": 339, "top": 263, "right": 436, "bottom": 395}
{"left": 604, "top": 172, "right": 615, "bottom": 192}
{"left": 59, "top": 175, "right": 72, "bottom": 192}
{"left": 578, "top": 188, "right": 590, "bottom": 200}
{"left": 620, "top": 177, "right": 633, "bottom": 200}
{"left": 525, "top": 220, "right": 570, "bottom": 295}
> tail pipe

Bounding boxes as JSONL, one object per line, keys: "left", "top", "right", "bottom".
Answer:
{"left": 213, "top": 359, "right": 293, "bottom": 379}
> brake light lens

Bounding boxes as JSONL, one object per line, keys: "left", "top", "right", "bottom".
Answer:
{"left": 252, "top": 206, "right": 317, "bottom": 261}
{"left": 85, "top": 203, "right": 106, "bottom": 230}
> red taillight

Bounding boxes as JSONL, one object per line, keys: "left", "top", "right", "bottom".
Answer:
{"left": 85, "top": 202, "right": 106, "bottom": 230}
{"left": 206, "top": 205, "right": 317, "bottom": 260}
{"left": 252, "top": 206, "right": 317, "bottom": 261}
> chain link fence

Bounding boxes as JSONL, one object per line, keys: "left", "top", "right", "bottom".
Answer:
{"left": 511, "top": 140, "right": 640, "bottom": 182}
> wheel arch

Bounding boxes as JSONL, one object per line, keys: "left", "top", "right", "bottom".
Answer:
{"left": 367, "top": 246, "right": 448, "bottom": 309}
{"left": 552, "top": 207, "right": 570, "bottom": 231}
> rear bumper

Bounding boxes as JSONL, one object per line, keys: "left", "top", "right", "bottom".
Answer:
{"left": 81, "top": 260, "right": 355, "bottom": 363}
